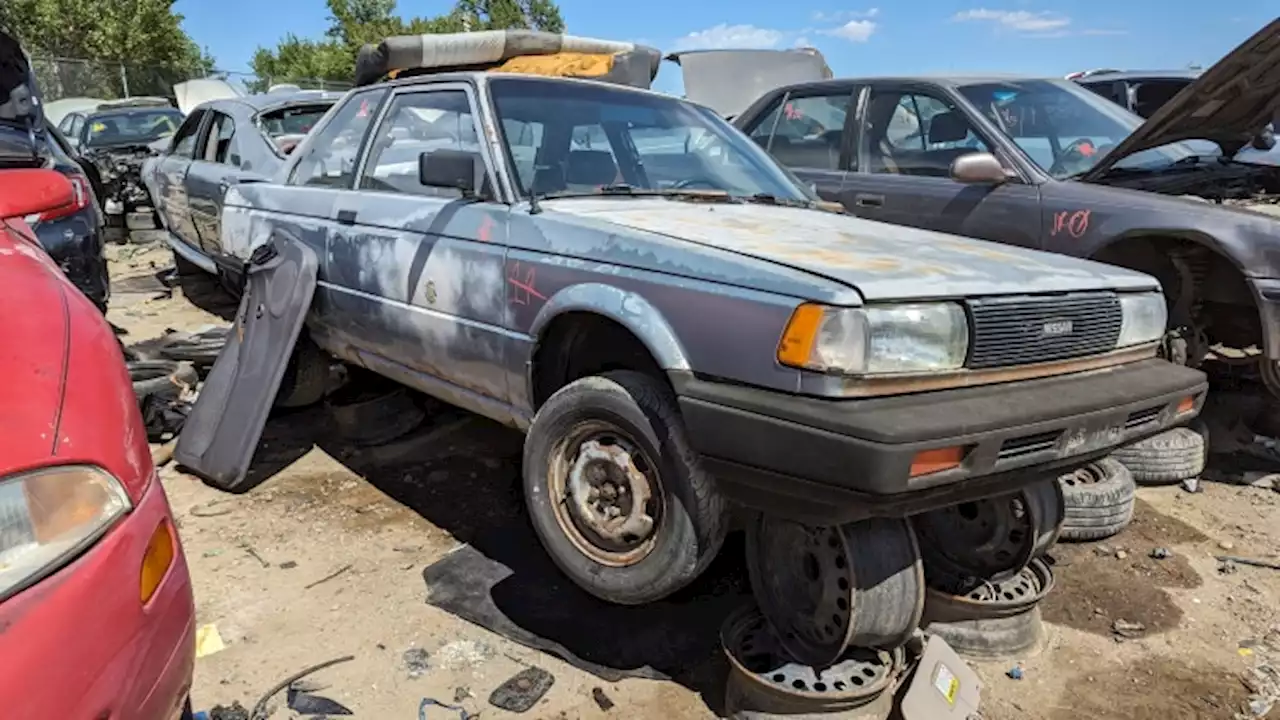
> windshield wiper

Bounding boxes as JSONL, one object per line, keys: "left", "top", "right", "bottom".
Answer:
{"left": 543, "top": 185, "right": 740, "bottom": 202}
{"left": 737, "top": 193, "right": 816, "bottom": 209}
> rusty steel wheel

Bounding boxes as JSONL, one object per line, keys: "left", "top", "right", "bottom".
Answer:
{"left": 721, "top": 605, "right": 901, "bottom": 719}
{"left": 920, "top": 558, "right": 1054, "bottom": 660}
{"left": 547, "top": 419, "right": 665, "bottom": 568}
{"left": 746, "top": 516, "right": 923, "bottom": 668}
{"left": 912, "top": 480, "right": 1063, "bottom": 584}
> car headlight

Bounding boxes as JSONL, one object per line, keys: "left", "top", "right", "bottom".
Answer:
{"left": 0, "top": 466, "right": 131, "bottom": 601}
{"left": 778, "top": 302, "right": 969, "bottom": 375}
{"left": 1117, "top": 292, "right": 1167, "bottom": 348}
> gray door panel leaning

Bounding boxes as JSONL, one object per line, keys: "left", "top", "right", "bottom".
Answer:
{"left": 174, "top": 236, "right": 319, "bottom": 490}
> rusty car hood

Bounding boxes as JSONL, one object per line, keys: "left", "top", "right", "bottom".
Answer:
{"left": 1082, "top": 18, "right": 1280, "bottom": 180}
{"left": 665, "top": 49, "right": 833, "bottom": 119}
{"left": 544, "top": 199, "right": 1158, "bottom": 301}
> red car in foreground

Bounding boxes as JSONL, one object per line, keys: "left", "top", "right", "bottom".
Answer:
{"left": 0, "top": 168, "right": 195, "bottom": 719}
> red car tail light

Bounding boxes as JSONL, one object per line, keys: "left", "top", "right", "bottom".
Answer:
{"left": 34, "top": 173, "right": 91, "bottom": 223}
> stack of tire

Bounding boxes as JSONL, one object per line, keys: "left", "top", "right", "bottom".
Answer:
{"left": 1056, "top": 425, "right": 1207, "bottom": 543}
{"left": 721, "top": 481, "right": 1065, "bottom": 717}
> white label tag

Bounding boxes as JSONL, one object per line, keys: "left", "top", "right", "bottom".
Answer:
{"left": 933, "top": 663, "right": 960, "bottom": 706}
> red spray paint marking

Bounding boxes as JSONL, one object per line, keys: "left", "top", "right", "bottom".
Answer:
{"left": 1051, "top": 209, "right": 1092, "bottom": 239}
{"left": 507, "top": 262, "right": 547, "bottom": 305}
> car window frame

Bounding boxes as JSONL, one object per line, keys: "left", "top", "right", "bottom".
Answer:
{"left": 198, "top": 110, "right": 239, "bottom": 166}
{"left": 353, "top": 82, "right": 499, "bottom": 201}
{"left": 168, "top": 109, "right": 209, "bottom": 159}
{"left": 741, "top": 86, "right": 860, "bottom": 172}
{"left": 282, "top": 87, "right": 390, "bottom": 189}
{"left": 855, "top": 81, "right": 1031, "bottom": 181}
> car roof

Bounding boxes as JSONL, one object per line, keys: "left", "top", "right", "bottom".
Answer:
{"left": 752, "top": 74, "right": 1067, "bottom": 94}
{"left": 87, "top": 106, "right": 183, "bottom": 119}
{"left": 1075, "top": 70, "right": 1201, "bottom": 82}
{"left": 368, "top": 70, "right": 688, "bottom": 104}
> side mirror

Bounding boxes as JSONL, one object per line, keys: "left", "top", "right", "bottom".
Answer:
{"left": 419, "top": 149, "right": 479, "bottom": 196}
{"left": 0, "top": 169, "right": 74, "bottom": 219}
{"left": 950, "top": 152, "right": 1012, "bottom": 185}
{"left": 1251, "top": 127, "right": 1276, "bottom": 152}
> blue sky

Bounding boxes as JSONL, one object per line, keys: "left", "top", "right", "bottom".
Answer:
{"left": 174, "top": 0, "right": 1277, "bottom": 95}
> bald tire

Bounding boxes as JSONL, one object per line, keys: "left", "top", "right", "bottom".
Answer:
{"left": 523, "top": 370, "right": 728, "bottom": 605}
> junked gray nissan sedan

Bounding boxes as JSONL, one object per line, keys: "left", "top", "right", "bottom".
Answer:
{"left": 185, "top": 32, "right": 1208, "bottom": 607}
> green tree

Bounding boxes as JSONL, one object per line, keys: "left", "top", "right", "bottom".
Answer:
{"left": 250, "top": 0, "right": 564, "bottom": 90}
{"left": 0, "top": 0, "right": 213, "bottom": 100}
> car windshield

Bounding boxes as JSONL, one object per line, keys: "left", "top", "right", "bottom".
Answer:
{"left": 84, "top": 109, "right": 183, "bottom": 147}
{"left": 488, "top": 77, "right": 816, "bottom": 202}
{"left": 259, "top": 103, "right": 332, "bottom": 138}
{"left": 955, "top": 79, "right": 1213, "bottom": 179}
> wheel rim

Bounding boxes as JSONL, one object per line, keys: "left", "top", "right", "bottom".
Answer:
{"left": 547, "top": 420, "right": 663, "bottom": 567}
{"left": 748, "top": 519, "right": 858, "bottom": 666}
{"left": 722, "top": 606, "right": 901, "bottom": 705}
{"left": 914, "top": 493, "right": 1033, "bottom": 580}
{"left": 1060, "top": 463, "right": 1104, "bottom": 488}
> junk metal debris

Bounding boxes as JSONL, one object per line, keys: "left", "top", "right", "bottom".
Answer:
{"left": 488, "top": 666, "right": 556, "bottom": 713}
{"left": 419, "top": 698, "right": 474, "bottom": 720}
{"left": 249, "top": 655, "right": 355, "bottom": 720}
{"left": 286, "top": 684, "right": 353, "bottom": 716}
{"left": 591, "top": 687, "right": 615, "bottom": 711}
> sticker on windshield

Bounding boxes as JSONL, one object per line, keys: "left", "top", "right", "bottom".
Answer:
{"left": 91, "top": 121, "right": 106, "bottom": 132}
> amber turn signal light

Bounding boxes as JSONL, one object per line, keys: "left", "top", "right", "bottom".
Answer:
{"left": 909, "top": 446, "right": 966, "bottom": 478}
{"left": 140, "top": 521, "right": 175, "bottom": 604}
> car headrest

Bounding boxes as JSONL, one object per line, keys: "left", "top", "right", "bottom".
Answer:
{"left": 0, "top": 31, "right": 35, "bottom": 122}
{"left": 566, "top": 150, "right": 617, "bottom": 186}
{"left": 928, "top": 111, "right": 970, "bottom": 144}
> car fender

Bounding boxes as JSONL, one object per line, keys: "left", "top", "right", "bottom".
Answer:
{"left": 527, "top": 281, "right": 693, "bottom": 373}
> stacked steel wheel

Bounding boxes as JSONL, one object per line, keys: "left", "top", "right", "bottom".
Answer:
{"left": 726, "top": 516, "right": 923, "bottom": 719}
{"left": 723, "top": 481, "right": 1067, "bottom": 715}
{"left": 912, "top": 480, "right": 1063, "bottom": 660}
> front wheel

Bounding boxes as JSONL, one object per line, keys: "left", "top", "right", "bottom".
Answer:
{"left": 522, "top": 370, "right": 728, "bottom": 605}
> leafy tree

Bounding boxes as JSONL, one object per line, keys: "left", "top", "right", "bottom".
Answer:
{"left": 0, "top": 0, "right": 213, "bottom": 99}
{"left": 250, "top": 0, "right": 564, "bottom": 90}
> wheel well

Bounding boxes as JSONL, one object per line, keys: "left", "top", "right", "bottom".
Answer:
{"left": 531, "top": 312, "right": 668, "bottom": 409}
{"left": 1092, "top": 235, "right": 1258, "bottom": 348}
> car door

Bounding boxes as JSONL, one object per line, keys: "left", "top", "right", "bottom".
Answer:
{"left": 187, "top": 108, "right": 259, "bottom": 260}
{"left": 155, "top": 109, "right": 208, "bottom": 254}
{"left": 740, "top": 86, "right": 858, "bottom": 202}
{"left": 328, "top": 83, "right": 511, "bottom": 403}
{"left": 839, "top": 84, "right": 1043, "bottom": 250}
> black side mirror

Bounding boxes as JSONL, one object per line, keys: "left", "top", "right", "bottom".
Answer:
{"left": 1251, "top": 126, "right": 1276, "bottom": 152}
{"left": 419, "top": 149, "right": 479, "bottom": 196}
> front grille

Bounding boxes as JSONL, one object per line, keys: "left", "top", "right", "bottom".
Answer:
{"left": 967, "top": 292, "right": 1122, "bottom": 369}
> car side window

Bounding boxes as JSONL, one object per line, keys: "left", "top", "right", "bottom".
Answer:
{"left": 359, "top": 89, "right": 489, "bottom": 198}
{"left": 1080, "top": 81, "right": 1127, "bottom": 107}
{"left": 290, "top": 88, "right": 388, "bottom": 188}
{"left": 58, "top": 114, "right": 75, "bottom": 134}
{"left": 170, "top": 110, "right": 206, "bottom": 158}
{"left": 864, "top": 90, "right": 990, "bottom": 177}
{"left": 202, "top": 112, "right": 240, "bottom": 166}
{"left": 748, "top": 92, "right": 852, "bottom": 171}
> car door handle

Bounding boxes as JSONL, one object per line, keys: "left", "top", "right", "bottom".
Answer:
{"left": 853, "top": 193, "right": 884, "bottom": 208}
{"left": 336, "top": 209, "right": 358, "bottom": 225}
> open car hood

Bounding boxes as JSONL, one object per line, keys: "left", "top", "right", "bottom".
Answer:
{"left": 1081, "top": 18, "right": 1280, "bottom": 181}
{"left": 173, "top": 78, "right": 242, "bottom": 115}
{"left": 666, "top": 48, "right": 832, "bottom": 119}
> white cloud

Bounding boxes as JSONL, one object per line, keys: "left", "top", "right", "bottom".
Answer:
{"left": 793, "top": 36, "right": 813, "bottom": 48}
{"left": 812, "top": 8, "right": 879, "bottom": 22}
{"left": 821, "top": 19, "right": 878, "bottom": 42}
{"left": 952, "top": 8, "right": 1071, "bottom": 33}
{"left": 670, "top": 23, "right": 785, "bottom": 51}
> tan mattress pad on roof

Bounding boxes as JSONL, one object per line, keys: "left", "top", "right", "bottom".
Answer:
{"left": 492, "top": 52, "right": 615, "bottom": 78}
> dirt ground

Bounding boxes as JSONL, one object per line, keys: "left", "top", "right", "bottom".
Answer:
{"left": 106, "top": 238, "right": 1280, "bottom": 720}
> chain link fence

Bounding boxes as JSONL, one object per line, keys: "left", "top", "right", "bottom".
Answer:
{"left": 30, "top": 57, "right": 351, "bottom": 103}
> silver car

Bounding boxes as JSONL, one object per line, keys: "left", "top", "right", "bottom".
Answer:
{"left": 184, "top": 63, "right": 1207, "bottom": 608}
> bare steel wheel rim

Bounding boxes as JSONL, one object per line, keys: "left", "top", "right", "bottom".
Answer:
{"left": 547, "top": 420, "right": 664, "bottom": 568}
{"left": 748, "top": 520, "right": 857, "bottom": 666}
{"left": 722, "top": 606, "right": 901, "bottom": 704}
{"left": 1059, "top": 463, "right": 1104, "bottom": 488}
{"left": 914, "top": 492, "right": 1034, "bottom": 580}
